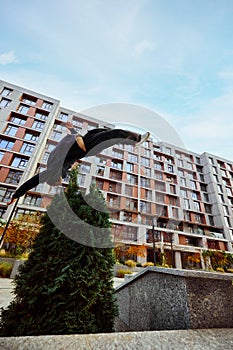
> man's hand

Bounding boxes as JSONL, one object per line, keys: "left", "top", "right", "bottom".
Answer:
{"left": 66, "top": 121, "right": 73, "bottom": 129}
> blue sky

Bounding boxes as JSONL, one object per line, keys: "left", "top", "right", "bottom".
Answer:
{"left": 0, "top": 0, "right": 233, "bottom": 160}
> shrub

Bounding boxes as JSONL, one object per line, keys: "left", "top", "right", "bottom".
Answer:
{"left": 226, "top": 268, "right": 233, "bottom": 273}
{"left": 0, "top": 262, "right": 13, "bottom": 278}
{"left": 136, "top": 262, "right": 142, "bottom": 267}
{"left": 216, "top": 267, "right": 225, "bottom": 273}
{"left": 125, "top": 259, "right": 136, "bottom": 268}
{"left": 116, "top": 269, "right": 133, "bottom": 278}
{"left": 143, "top": 262, "right": 154, "bottom": 267}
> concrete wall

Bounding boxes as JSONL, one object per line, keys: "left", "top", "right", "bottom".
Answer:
{"left": 115, "top": 267, "right": 233, "bottom": 332}
{"left": 1, "top": 329, "right": 233, "bottom": 350}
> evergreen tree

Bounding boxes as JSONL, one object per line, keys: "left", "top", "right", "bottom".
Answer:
{"left": 0, "top": 169, "right": 118, "bottom": 336}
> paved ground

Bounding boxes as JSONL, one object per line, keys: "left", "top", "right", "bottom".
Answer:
{"left": 0, "top": 277, "right": 124, "bottom": 311}
{"left": 0, "top": 278, "right": 14, "bottom": 310}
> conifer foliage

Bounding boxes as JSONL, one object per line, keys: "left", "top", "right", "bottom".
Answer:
{"left": 0, "top": 170, "right": 118, "bottom": 336}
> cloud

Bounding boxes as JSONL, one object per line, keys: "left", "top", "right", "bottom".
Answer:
{"left": 133, "top": 39, "right": 155, "bottom": 56}
{"left": 0, "top": 51, "right": 18, "bottom": 65}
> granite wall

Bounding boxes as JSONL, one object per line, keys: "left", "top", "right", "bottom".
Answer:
{"left": 114, "top": 267, "right": 233, "bottom": 332}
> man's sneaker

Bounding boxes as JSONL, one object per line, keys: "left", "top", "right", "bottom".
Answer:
{"left": 135, "top": 132, "right": 150, "bottom": 147}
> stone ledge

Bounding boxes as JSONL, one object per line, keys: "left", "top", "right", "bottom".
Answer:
{"left": 115, "top": 267, "right": 233, "bottom": 291}
{"left": 0, "top": 329, "right": 233, "bottom": 350}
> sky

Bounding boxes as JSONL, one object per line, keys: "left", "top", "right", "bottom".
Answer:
{"left": 0, "top": 0, "right": 233, "bottom": 161}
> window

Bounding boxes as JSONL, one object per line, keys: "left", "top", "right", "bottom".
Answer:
{"left": 0, "top": 139, "right": 14, "bottom": 150}
{"left": 125, "top": 185, "right": 133, "bottom": 196}
{"left": 203, "top": 193, "right": 209, "bottom": 202}
{"left": 172, "top": 207, "right": 179, "bottom": 218}
{"left": 0, "top": 150, "right": 4, "bottom": 161}
{"left": 5, "top": 170, "right": 22, "bottom": 184}
{"left": 200, "top": 184, "right": 207, "bottom": 192}
{"left": 125, "top": 144, "right": 134, "bottom": 152}
{"left": 128, "top": 153, "right": 138, "bottom": 163}
{"left": 190, "top": 181, "right": 196, "bottom": 189}
{"left": 194, "top": 214, "right": 202, "bottom": 223}
{"left": 96, "top": 165, "right": 105, "bottom": 176}
{"left": 141, "top": 157, "right": 150, "bottom": 167}
{"left": 53, "top": 124, "right": 66, "bottom": 132}
{"left": 140, "top": 177, "right": 150, "bottom": 188}
{"left": 0, "top": 187, "right": 14, "bottom": 202}
{"left": 169, "top": 185, "right": 176, "bottom": 194}
{"left": 10, "top": 116, "right": 26, "bottom": 125}
{"left": 42, "top": 152, "right": 50, "bottom": 163}
{"left": 144, "top": 167, "right": 151, "bottom": 177}
{"left": 154, "top": 162, "right": 163, "bottom": 170}
{"left": 59, "top": 112, "right": 68, "bottom": 121}
{"left": 127, "top": 173, "right": 138, "bottom": 185}
{"left": 181, "top": 189, "right": 188, "bottom": 197}
{"left": 35, "top": 111, "right": 48, "bottom": 121}
{"left": 24, "top": 133, "right": 39, "bottom": 142}
{"left": 1, "top": 87, "right": 13, "bottom": 97}
{"left": 80, "top": 163, "right": 91, "bottom": 173}
{"left": 155, "top": 192, "right": 165, "bottom": 203}
{"left": 21, "top": 142, "right": 35, "bottom": 155}
{"left": 184, "top": 199, "right": 190, "bottom": 209}
{"left": 204, "top": 204, "right": 212, "bottom": 214}
{"left": 112, "top": 149, "right": 123, "bottom": 158}
{"left": 18, "top": 104, "right": 29, "bottom": 114}
{"left": 180, "top": 178, "right": 186, "bottom": 186}
{"left": 32, "top": 121, "right": 45, "bottom": 130}
{"left": 22, "top": 96, "right": 36, "bottom": 106}
{"left": 140, "top": 201, "right": 151, "bottom": 213}
{"left": 111, "top": 160, "right": 123, "bottom": 170}
{"left": 126, "top": 162, "right": 134, "bottom": 172}
{"left": 51, "top": 130, "right": 62, "bottom": 141}
{"left": 223, "top": 206, "right": 229, "bottom": 216}
{"left": 191, "top": 192, "right": 198, "bottom": 200}
{"left": 167, "top": 165, "right": 174, "bottom": 173}
{"left": 4, "top": 125, "right": 18, "bottom": 136}
{"left": 45, "top": 144, "right": 55, "bottom": 152}
{"left": 11, "top": 157, "right": 28, "bottom": 169}
{"left": 154, "top": 181, "right": 165, "bottom": 192}
{"left": 0, "top": 98, "right": 11, "bottom": 108}
{"left": 95, "top": 157, "right": 107, "bottom": 165}
{"left": 78, "top": 173, "right": 86, "bottom": 186}
{"left": 24, "top": 194, "right": 42, "bottom": 207}
{"left": 193, "top": 201, "right": 200, "bottom": 211}
{"left": 226, "top": 188, "right": 232, "bottom": 196}
{"left": 42, "top": 101, "right": 53, "bottom": 110}
{"left": 126, "top": 198, "right": 138, "bottom": 211}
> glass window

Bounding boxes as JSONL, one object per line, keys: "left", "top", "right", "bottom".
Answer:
{"left": 111, "top": 160, "right": 123, "bottom": 170}
{"left": 51, "top": 130, "right": 62, "bottom": 141}
{"left": 24, "top": 133, "right": 39, "bottom": 142}
{"left": 59, "top": 112, "right": 68, "bottom": 121}
{"left": 42, "top": 101, "right": 53, "bottom": 110}
{"left": 5, "top": 170, "right": 22, "bottom": 184}
{"left": 0, "top": 187, "right": 14, "bottom": 202}
{"left": 141, "top": 157, "right": 150, "bottom": 166}
{"left": 18, "top": 104, "right": 29, "bottom": 114}
{"left": 80, "top": 163, "right": 91, "bottom": 173}
{"left": 11, "top": 157, "right": 28, "bottom": 169}
{"left": 4, "top": 125, "right": 18, "bottom": 136}
{"left": 35, "top": 111, "right": 48, "bottom": 121}
{"left": 0, "top": 139, "right": 14, "bottom": 150}
{"left": 21, "top": 142, "right": 35, "bottom": 155}
{"left": 128, "top": 153, "right": 138, "bottom": 163}
{"left": 32, "top": 121, "right": 45, "bottom": 130}
{"left": 10, "top": 116, "right": 26, "bottom": 125}
{"left": 24, "top": 194, "right": 42, "bottom": 207}
{"left": 0, "top": 98, "right": 11, "bottom": 108}
{"left": 0, "top": 150, "right": 4, "bottom": 161}
{"left": 1, "top": 87, "right": 13, "bottom": 97}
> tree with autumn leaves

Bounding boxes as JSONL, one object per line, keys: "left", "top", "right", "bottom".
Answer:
{"left": 0, "top": 213, "right": 40, "bottom": 255}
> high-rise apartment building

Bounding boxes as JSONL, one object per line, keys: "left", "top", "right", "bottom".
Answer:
{"left": 0, "top": 80, "right": 233, "bottom": 269}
